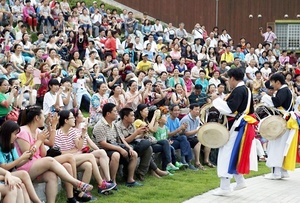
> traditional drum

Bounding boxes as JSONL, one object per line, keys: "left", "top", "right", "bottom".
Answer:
{"left": 199, "top": 103, "right": 227, "bottom": 125}
{"left": 255, "top": 103, "right": 287, "bottom": 140}
{"left": 254, "top": 103, "right": 275, "bottom": 121}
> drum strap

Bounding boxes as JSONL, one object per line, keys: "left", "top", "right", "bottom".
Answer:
{"left": 229, "top": 87, "right": 252, "bottom": 135}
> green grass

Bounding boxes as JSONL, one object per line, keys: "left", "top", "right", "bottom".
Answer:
{"left": 55, "top": 162, "right": 271, "bottom": 203}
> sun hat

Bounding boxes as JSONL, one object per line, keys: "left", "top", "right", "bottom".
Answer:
{"left": 197, "top": 122, "right": 230, "bottom": 148}
{"left": 258, "top": 115, "right": 287, "bottom": 140}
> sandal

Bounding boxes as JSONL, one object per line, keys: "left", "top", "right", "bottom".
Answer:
{"left": 195, "top": 163, "right": 206, "bottom": 170}
{"left": 77, "top": 181, "right": 93, "bottom": 192}
{"left": 204, "top": 162, "right": 216, "bottom": 168}
{"left": 259, "top": 157, "right": 267, "bottom": 162}
{"left": 66, "top": 197, "right": 79, "bottom": 203}
{"left": 73, "top": 191, "right": 91, "bottom": 202}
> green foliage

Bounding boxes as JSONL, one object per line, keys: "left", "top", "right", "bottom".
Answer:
{"left": 56, "top": 163, "right": 271, "bottom": 203}
{"left": 69, "top": 0, "right": 122, "bottom": 13}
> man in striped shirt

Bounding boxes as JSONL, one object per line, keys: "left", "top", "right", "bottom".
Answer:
{"left": 93, "top": 103, "right": 143, "bottom": 187}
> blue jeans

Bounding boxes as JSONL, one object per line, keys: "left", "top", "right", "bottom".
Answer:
{"left": 171, "top": 135, "right": 193, "bottom": 163}
{"left": 152, "top": 140, "right": 172, "bottom": 170}
{"left": 80, "top": 94, "right": 91, "bottom": 112}
{"left": 124, "top": 22, "right": 138, "bottom": 37}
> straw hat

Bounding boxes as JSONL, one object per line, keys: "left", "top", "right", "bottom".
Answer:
{"left": 258, "top": 115, "right": 287, "bottom": 140}
{"left": 197, "top": 122, "right": 230, "bottom": 148}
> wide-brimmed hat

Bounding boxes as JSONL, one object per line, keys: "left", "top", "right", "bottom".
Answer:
{"left": 197, "top": 122, "right": 229, "bottom": 148}
{"left": 258, "top": 115, "right": 287, "bottom": 140}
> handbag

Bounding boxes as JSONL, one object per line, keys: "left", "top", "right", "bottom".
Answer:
{"left": 46, "top": 146, "right": 62, "bottom": 157}
{"left": 69, "top": 35, "right": 79, "bottom": 55}
{"left": 82, "top": 146, "right": 92, "bottom": 153}
{"left": 5, "top": 107, "right": 19, "bottom": 122}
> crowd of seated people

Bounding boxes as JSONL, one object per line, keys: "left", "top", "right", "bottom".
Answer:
{"left": 0, "top": 0, "right": 299, "bottom": 202}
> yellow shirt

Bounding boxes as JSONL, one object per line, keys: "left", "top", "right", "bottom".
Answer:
{"left": 136, "top": 60, "right": 152, "bottom": 72}
{"left": 221, "top": 52, "right": 234, "bottom": 63}
{"left": 18, "top": 73, "right": 34, "bottom": 87}
{"left": 157, "top": 44, "right": 164, "bottom": 52}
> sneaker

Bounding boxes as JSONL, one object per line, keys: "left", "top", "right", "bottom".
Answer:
{"left": 281, "top": 172, "right": 290, "bottom": 179}
{"left": 213, "top": 188, "right": 232, "bottom": 196}
{"left": 112, "top": 185, "right": 119, "bottom": 191}
{"left": 125, "top": 181, "right": 143, "bottom": 187}
{"left": 264, "top": 173, "right": 282, "bottom": 180}
{"left": 233, "top": 182, "right": 247, "bottom": 191}
{"left": 175, "top": 162, "right": 184, "bottom": 168}
{"left": 166, "top": 165, "right": 179, "bottom": 172}
{"left": 181, "top": 162, "right": 189, "bottom": 168}
{"left": 167, "top": 171, "right": 174, "bottom": 176}
{"left": 188, "top": 164, "right": 199, "bottom": 171}
{"left": 98, "top": 181, "right": 116, "bottom": 194}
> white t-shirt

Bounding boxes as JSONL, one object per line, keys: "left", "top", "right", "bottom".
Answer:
{"left": 245, "top": 53, "right": 259, "bottom": 65}
{"left": 91, "top": 13, "right": 102, "bottom": 24}
{"left": 209, "top": 77, "right": 221, "bottom": 87}
{"left": 43, "top": 91, "right": 64, "bottom": 115}
{"left": 143, "top": 40, "right": 157, "bottom": 53}
{"left": 11, "top": 53, "right": 25, "bottom": 68}
{"left": 79, "top": 14, "right": 91, "bottom": 25}
{"left": 246, "top": 66, "right": 258, "bottom": 80}
{"left": 61, "top": 91, "right": 75, "bottom": 110}
{"left": 207, "top": 37, "right": 218, "bottom": 48}
{"left": 152, "top": 23, "right": 163, "bottom": 33}
{"left": 191, "top": 66, "right": 202, "bottom": 80}
{"left": 193, "top": 28, "right": 203, "bottom": 39}
{"left": 260, "top": 67, "right": 272, "bottom": 79}
{"left": 220, "top": 34, "right": 231, "bottom": 44}
{"left": 153, "top": 63, "right": 166, "bottom": 74}
{"left": 83, "top": 58, "right": 99, "bottom": 71}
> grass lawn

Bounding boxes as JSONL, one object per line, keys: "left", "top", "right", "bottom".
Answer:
{"left": 56, "top": 162, "right": 271, "bottom": 203}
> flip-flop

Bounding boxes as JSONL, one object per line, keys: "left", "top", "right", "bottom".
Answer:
{"left": 195, "top": 163, "right": 206, "bottom": 170}
{"left": 204, "top": 162, "right": 216, "bottom": 168}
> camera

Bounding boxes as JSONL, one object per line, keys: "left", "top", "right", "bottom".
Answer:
{"left": 14, "top": 86, "right": 19, "bottom": 90}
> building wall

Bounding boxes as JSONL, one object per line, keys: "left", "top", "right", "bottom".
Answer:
{"left": 115, "top": 0, "right": 300, "bottom": 46}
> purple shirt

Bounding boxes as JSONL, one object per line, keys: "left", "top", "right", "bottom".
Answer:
{"left": 263, "top": 31, "right": 277, "bottom": 43}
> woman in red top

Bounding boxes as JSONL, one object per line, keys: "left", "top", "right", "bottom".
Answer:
{"left": 36, "top": 62, "right": 58, "bottom": 106}
{"left": 118, "top": 53, "right": 135, "bottom": 81}
{"left": 100, "top": 30, "right": 117, "bottom": 60}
